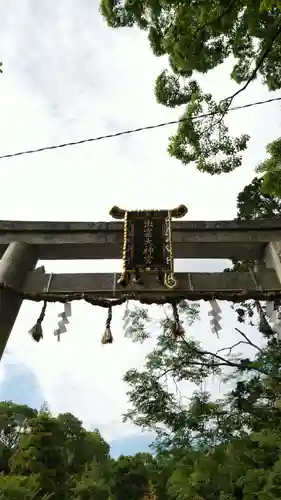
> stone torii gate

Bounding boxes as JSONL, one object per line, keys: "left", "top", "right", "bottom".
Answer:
{"left": 0, "top": 217, "right": 281, "bottom": 360}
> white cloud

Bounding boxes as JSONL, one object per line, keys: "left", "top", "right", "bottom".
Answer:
{"left": 0, "top": 0, "right": 279, "bottom": 444}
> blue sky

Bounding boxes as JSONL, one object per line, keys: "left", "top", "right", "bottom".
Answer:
{"left": 0, "top": 353, "right": 154, "bottom": 457}
{"left": 0, "top": 356, "right": 44, "bottom": 410}
{"left": 0, "top": 0, "right": 280, "bottom": 457}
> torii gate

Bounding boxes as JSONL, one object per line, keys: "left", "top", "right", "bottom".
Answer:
{"left": 0, "top": 215, "right": 281, "bottom": 359}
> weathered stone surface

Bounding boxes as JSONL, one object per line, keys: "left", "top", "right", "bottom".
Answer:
{"left": 0, "top": 219, "right": 280, "bottom": 260}
{"left": 0, "top": 243, "right": 38, "bottom": 359}
{"left": 21, "top": 269, "right": 280, "bottom": 301}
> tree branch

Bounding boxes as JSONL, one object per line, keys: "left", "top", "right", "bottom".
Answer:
{"left": 216, "top": 340, "right": 249, "bottom": 356}
{"left": 194, "top": 0, "right": 239, "bottom": 37}
{"left": 201, "top": 18, "right": 281, "bottom": 137}
{"left": 180, "top": 336, "right": 243, "bottom": 368}
{"left": 157, "top": 360, "right": 234, "bottom": 381}
{"left": 235, "top": 327, "right": 263, "bottom": 353}
{"left": 179, "top": 335, "right": 268, "bottom": 375}
{"left": 227, "top": 19, "right": 281, "bottom": 103}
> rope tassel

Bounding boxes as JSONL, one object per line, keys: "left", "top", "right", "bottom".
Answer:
{"left": 29, "top": 301, "right": 47, "bottom": 342}
{"left": 266, "top": 301, "right": 281, "bottom": 337}
{"left": 101, "top": 306, "right": 113, "bottom": 344}
{"left": 171, "top": 303, "right": 184, "bottom": 339}
{"left": 255, "top": 301, "right": 274, "bottom": 337}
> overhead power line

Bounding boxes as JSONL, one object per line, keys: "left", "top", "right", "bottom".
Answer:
{"left": 0, "top": 96, "right": 280, "bottom": 160}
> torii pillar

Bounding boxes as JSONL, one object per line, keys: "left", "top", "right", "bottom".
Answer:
{"left": 0, "top": 242, "right": 38, "bottom": 359}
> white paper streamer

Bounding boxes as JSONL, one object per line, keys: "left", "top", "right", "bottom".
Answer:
{"left": 54, "top": 302, "right": 72, "bottom": 342}
{"left": 208, "top": 300, "right": 221, "bottom": 315}
{"left": 208, "top": 300, "right": 222, "bottom": 336}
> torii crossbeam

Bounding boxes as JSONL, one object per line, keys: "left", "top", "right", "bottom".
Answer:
{"left": 0, "top": 218, "right": 281, "bottom": 359}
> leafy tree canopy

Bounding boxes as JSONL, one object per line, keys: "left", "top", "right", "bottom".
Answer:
{"left": 236, "top": 176, "right": 281, "bottom": 220}
{"left": 0, "top": 402, "right": 112, "bottom": 500}
{"left": 100, "top": 0, "right": 281, "bottom": 175}
{"left": 120, "top": 297, "right": 281, "bottom": 499}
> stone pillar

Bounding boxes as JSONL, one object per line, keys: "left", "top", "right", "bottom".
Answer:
{"left": 264, "top": 241, "right": 281, "bottom": 285}
{"left": 0, "top": 242, "right": 38, "bottom": 359}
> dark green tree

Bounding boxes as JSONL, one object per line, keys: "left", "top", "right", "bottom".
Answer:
{"left": 111, "top": 454, "right": 153, "bottom": 500}
{"left": 57, "top": 412, "right": 110, "bottom": 479}
{"left": 0, "top": 401, "right": 37, "bottom": 474}
{"left": 0, "top": 474, "right": 51, "bottom": 500}
{"left": 236, "top": 176, "right": 281, "bottom": 220}
{"left": 9, "top": 413, "right": 69, "bottom": 499}
{"left": 0, "top": 401, "right": 37, "bottom": 449}
{"left": 255, "top": 137, "right": 281, "bottom": 197}
{"left": 70, "top": 460, "right": 110, "bottom": 500}
{"left": 0, "top": 402, "right": 113, "bottom": 499}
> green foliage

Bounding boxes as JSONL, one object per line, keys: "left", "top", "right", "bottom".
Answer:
{"left": 0, "top": 401, "right": 37, "bottom": 449}
{"left": 260, "top": 0, "right": 281, "bottom": 11}
{"left": 159, "top": 76, "right": 249, "bottom": 175}
{"left": 111, "top": 454, "right": 153, "bottom": 500}
{"left": 0, "top": 474, "right": 51, "bottom": 500}
{"left": 0, "top": 401, "right": 38, "bottom": 474}
{"left": 70, "top": 460, "right": 109, "bottom": 500}
{"left": 121, "top": 299, "right": 281, "bottom": 498}
{"left": 0, "top": 405, "right": 112, "bottom": 500}
{"left": 123, "top": 304, "right": 151, "bottom": 343}
{"left": 236, "top": 176, "right": 281, "bottom": 220}
{"left": 124, "top": 302, "right": 257, "bottom": 447}
{"left": 123, "top": 301, "right": 199, "bottom": 344}
{"left": 100, "top": 0, "right": 281, "bottom": 174}
{"left": 224, "top": 176, "right": 281, "bottom": 325}
{"left": 256, "top": 137, "right": 281, "bottom": 197}
{"left": 56, "top": 412, "right": 110, "bottom": 479}
{"left": 3, "top": 302, "right": 281, "bottom": 499}
{"left": 10, "top": 413, "right": 69, "bottom": 499}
